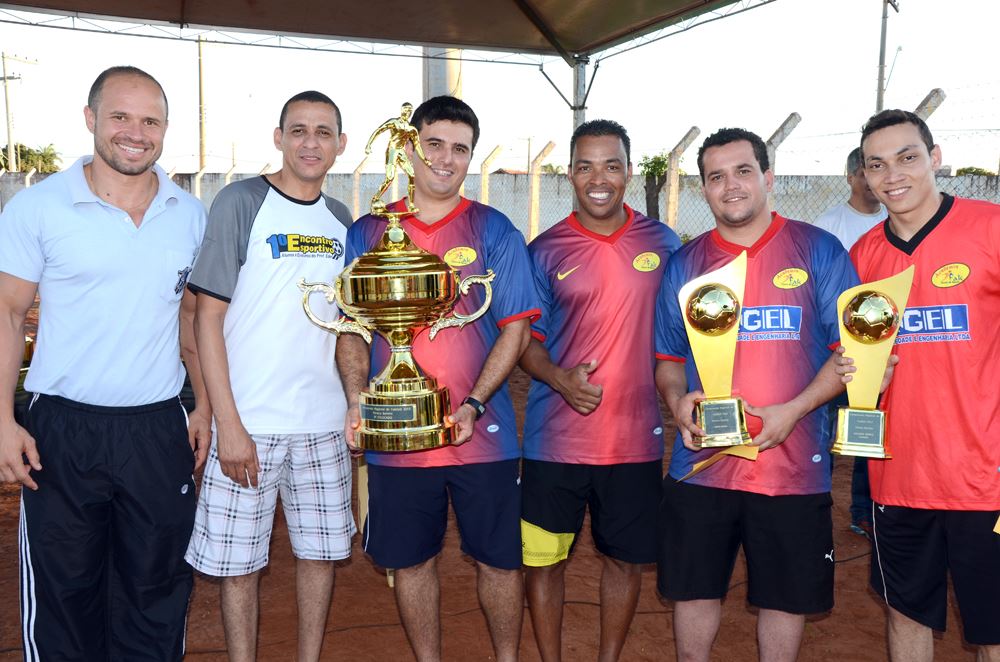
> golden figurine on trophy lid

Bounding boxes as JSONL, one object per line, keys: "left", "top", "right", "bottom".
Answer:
{"left": 831, "top": 265, "right": 914, "bottom": 459}
{"left": 297, "top": 102, "right": 495, "bottom": 452}
{"left": 678, "top": 251, "right": 752, "bottom": 447}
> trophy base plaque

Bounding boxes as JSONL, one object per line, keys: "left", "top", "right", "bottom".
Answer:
{"left": 696, "top": 397, "right": 752, "bottom": 448}
{"left": 831, "top": 407, "right": 890, "bottom": 458}
{"left": 356, "top": 375, "right": 456, "bottom": 452}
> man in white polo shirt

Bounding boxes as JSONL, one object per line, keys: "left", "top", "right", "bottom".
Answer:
{"left": 184, "top": 91, "right": 354, "bottom": 662}
{"left": 0, "top": 66, "right": 210, "bottom": 660}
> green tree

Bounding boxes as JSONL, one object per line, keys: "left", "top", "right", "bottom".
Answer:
{"left": 0, "top": 143, "right": 61, "bottom": 173}
{"left": 638, "top": 151, "right": 670, "bottom": 219}
{"left": 956, "top": 166, "right": 996, "bottom": 177}
{"left": 540, "top": 163, "right": 565, "bottom": 175}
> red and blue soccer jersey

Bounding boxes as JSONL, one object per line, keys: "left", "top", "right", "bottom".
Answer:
{"left": 345, "top": 198, "right": 541, "bottom": 468}
{"left": 523, "top": 207, "right": 681, "bottom": 464}
{"left": 655, "top": 214, "right": 858, "bottom": 496}
{"left": 851, "top": 195, "right": 1000, "bottom": 510}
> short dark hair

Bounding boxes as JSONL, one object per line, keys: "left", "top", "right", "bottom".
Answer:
{"left": 279, "top": 91, "right": 342, "bottom": 134}
{"left": 845, "top": 147, "right": 864, "bottom": 175}
{"left": 860, "top": 109, "right": 934, "bottom": 160}
{"left": 697, "top": 128, "right": 769, "bottom": 183}
{"left": 411, "top": 96, "right": 480, "bottom": 151}
{"left": 570, "top": 119, "right": 631, "bottom": 163}
{"left": 88, "top": 66, "right": 168, "bottom": 117}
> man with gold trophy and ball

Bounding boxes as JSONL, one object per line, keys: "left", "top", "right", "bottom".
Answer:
{"left": 327, "top": 96, "right": 539, "bottom": 662}
{"left": 654, "top": 128, "right": 860, "bottom": 662}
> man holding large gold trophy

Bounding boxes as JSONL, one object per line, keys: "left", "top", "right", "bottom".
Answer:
{"left": 653, "top": 128, "right": 859, "bottom": 662}
{"left": 331, "top": 96, "right": 538, "bottom": 662}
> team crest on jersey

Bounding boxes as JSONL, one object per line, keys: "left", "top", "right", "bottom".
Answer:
{"left": 931, "top": 263, "right": 970, "bottom": 288}
{"left": 772, "top": 268, "right": 808, "bottom": 289}
{"left": 265, "top": 233, "right": 344, "bottom": 260}
{"left": 632, "top": 252, "right": 660, "bottom": 272}
{"left": 444, "top": 246, "right": 477, "bottom": 267}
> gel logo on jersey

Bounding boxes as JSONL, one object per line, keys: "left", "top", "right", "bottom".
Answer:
{"left": 895, "top": 304, "right": 971, "bottom": 343}
{"left": 265, "top": 233, "right": 344, "bottom": 260}
{"left": 772, "top": 268, "right": 808, "bottom": 290}
{"left": 632, "top": 252, "right": 661, "bottom": 272}
{"left": 738, "top": 305, "right": 802, "bottom": 341}
{"left": 931, "top": 263, "right": 970, "bottom": 288}
{"left": 444, "top": 246, "right": 477, "bottom": 267}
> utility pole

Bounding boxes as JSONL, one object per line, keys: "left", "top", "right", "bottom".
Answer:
{"left": 198, "top": 37, "right": 207, "bottom": 171}
{"left": 876, "top": 0, "right": 900, "bottom": 113}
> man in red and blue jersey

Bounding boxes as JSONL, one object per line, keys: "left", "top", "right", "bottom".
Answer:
{"left": 336, "top": 96, "right": 539, "bottom": 662}
{"left": 519, "top": 119, "right": 680, "bottom": 661}
{"left": 654, "top": 128, "right": 857, "bottom": 662}
{"left": 847, "top": 110, "right": 1000, "bottom": 661}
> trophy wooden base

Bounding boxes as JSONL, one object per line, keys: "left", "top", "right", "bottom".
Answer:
{"left": 356, "top": 377, "right": 456, "bottom": 452}
{"left": 696, "top": 397, "right": 752, "bottom": 448}
{"left": 831, "top": 407, "right": 890, "bottom": 458}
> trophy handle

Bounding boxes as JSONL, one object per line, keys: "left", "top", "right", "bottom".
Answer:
{"left": 298, "top": 278, "right": 373, "bottom": 344}
{"left": 427, "top": 270, "right": 496, "bottom": 341}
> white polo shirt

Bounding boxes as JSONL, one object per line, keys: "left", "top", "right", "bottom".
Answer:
{"left": 0, "top": 157, "right": 207, "bottom": 406}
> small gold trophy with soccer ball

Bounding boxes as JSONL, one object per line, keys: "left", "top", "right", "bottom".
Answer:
{"left": 831, "top": 265, "right": 914, "bottom": 458}
{"left": 678, "top": 251, "right": 752, "bottom": 447}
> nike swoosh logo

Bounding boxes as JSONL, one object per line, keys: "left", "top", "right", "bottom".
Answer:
{"left": 557, "top": 265, "right": 581, "bottom": 281}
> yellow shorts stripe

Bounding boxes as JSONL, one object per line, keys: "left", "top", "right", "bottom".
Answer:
{"left": 521, "top": 519, "right": 575, "bottom": 567}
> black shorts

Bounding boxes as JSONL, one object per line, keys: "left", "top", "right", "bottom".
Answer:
{"left": 363, "top": 459, "right": 522, "bottom": 570}
{"left": 870, "top": 503, "right": 1000, "bottom": 645}
{"left": 520, "top": 459, "right": 661, "bottom": 566}
{"left": 658, "top": 478, "right": 834, "bottom": 615}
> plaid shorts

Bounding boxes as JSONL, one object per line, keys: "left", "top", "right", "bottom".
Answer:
{"left": 185, "top": 431, "right": 356, "bottom": 576}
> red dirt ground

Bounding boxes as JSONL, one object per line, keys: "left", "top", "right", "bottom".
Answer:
{"left": 0, "top": 368, "right": 976, "bottom": 660}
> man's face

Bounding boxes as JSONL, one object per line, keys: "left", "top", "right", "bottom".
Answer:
{"left": 274, "top": 101, "right": 346, "bottom": 185}
{"left": 84, "top": 74, "right": 167, "bottom": 176}
{"left": 847, "top": 166, "right": 881, "bottom": 209}
{"left": 569, "top": 134, "right": 631, "bottom": 223}
{"left": 408, "top": 120, "right": 473, "bottom": 202}
{"left": 861, "top": 122, "right": 941, "bottom": 217}
{"left": 700, "top": 140, "right": 773, "bottom": 229}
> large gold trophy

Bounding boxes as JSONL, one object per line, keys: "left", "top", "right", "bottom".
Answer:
{"left": 298, "top": 104, "right": 495, "bottom": 451}
{"left": 678, "top": 252, "right": 751, "bottom": 447}
{"left": 831, "top": 266, "right": 914, "bottom": 458}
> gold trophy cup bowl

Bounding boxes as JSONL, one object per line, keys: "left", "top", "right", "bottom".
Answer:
{"left": 299, "top": 227, "right": 494, "bottom": 452}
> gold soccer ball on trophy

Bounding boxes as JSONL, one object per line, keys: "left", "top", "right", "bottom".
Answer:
{"left": 843, "top": 291, "right": 899, "bottom": 344}
{"left": 686, "top": 284, "right": 741, "bottom": 336}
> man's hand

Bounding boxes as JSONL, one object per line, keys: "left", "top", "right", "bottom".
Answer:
{"left": 672, "top": 390, "right": 707, "bottom": 451}
{"left": 187, "top": 407, "right": 212, "bottom": 471}
{"left": 344, "top": 404, "right": 363, "bottom": 455}
{"left": 446, "top": 404, "right": 477, "bottom": 446}
{"left": 554, "top": 359, "right": 603, "bottom": 414}
{"left": 216, "top": 420, "right": 260, "bottom": 488}
{"left": 744, "top": 401, "right": 802, "bottom": 451}
{"left": 835, "top": 346, "right": 899, "bottom": 393}
{"left": 0, "top": 420, "right": 41, "bottom": 490}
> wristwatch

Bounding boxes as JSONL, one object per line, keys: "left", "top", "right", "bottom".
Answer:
{"left": 461, "top": 396, "right": 487, "bottom": 420}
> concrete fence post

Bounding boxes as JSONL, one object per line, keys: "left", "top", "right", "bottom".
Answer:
{"left": 479, "top": 145, "right": 502, "bottom": 205}
{"left": 528, "top": 141, "right": 556, "bottom": 241}
{"left": 914, "top": 88, "right": 946, "bottom": 120}
{"left": 224, "top": 163, "right": 237, "bottom": 186}
{"left": 193, "top": 166, "right": 207, "bottom": 200}
{"left": 258, "top": 163, "right": 271, "bottom": 176}
{"left": 24, "top": 167, "right": 36, "bottom": 187}
{"left": 353, "top": 155, "right": 369, "bottom": 219}
{"left": 766, "top": 113, "right": 801, "bottom": 174}
{"left": 663, "top": 126, "right": 700, "bottom": 228}
{"left": 167, "top": 168, "right": 177, "bottom": 182}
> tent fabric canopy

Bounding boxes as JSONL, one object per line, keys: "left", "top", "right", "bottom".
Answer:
{"left": 2, "top": 0, "right": 736, "bottom": 60}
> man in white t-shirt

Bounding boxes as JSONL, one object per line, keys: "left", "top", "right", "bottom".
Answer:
{"left": 184, "top": 91, "right": 354, "bottom": 662}
{"left": 814, "top": 146, "right": 886, "bottom": 540}
{"left": 814, "top": 147, "right": 886, "bottom": 249}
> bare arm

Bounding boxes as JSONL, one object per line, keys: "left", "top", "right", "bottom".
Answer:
{"left": 518, "top": 338, "right": 602, "bottom": 415}
{"left": 744, "top": 352, "right": 845, "bottom": 450}
{"left": 655, "top": 359, "right": 706, "bottom": 451}
{"left": 194, "top": 294, "right": 260, "bottom": 487}
{"left": 335, "top": 333, "right": 371, "bottom": 451}
{"left": 449, "top": 317, "right": 531, "bottom": 445}
{"left": 180, "top": 290, "right": 212, "bottom": 469}
{"left": 0, "top": 273, "right": 41, "bottom": 488}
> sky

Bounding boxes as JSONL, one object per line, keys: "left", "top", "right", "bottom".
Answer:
{"left": 1, "top": 0, "right": 999, "bottom": 176}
